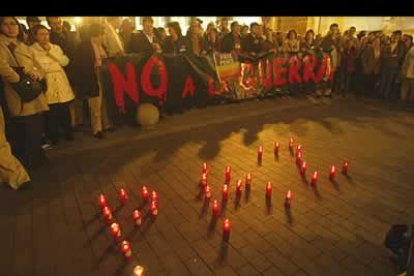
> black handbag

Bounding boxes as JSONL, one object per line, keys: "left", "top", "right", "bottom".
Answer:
{"left": 11, "top": 66, "right": 47, "bottom": 102}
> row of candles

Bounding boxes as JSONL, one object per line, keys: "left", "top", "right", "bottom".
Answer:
{"left": 98, "top": 186, "right": 160, "bottom": 276}
{"left": 200, "top": 137, "right": 350, "bottom": 239}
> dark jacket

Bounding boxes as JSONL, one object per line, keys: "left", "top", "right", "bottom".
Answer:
{"left": 162, "top": 36, "right": 187, "bottom": 55}
{"left": 221, "top": 32, "right": 242, "bottom": 53}
{"left": 184, "top": 35, "right": 208, "bottom": 56}
{"left": 72, "top": 40, "right": 100, "bottom": 98}
{"left": 242, "top": 33, "right": 263, "bottom": 54}
{"left": 50, "top": 31, "right": 77, "bottom": 84}
{"left": 130, "top": 32, "right": 160, "bottom": 55}
{"left": 381, "top": 40, "right": 407, "bottom": 68}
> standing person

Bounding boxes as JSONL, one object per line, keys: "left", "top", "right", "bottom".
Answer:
{"left": 262, "top": 28, "right": 276, "bottom": 52}
{"left": 220, "top": 21, "right": 242, "bottom": 54}
{"left": 274, "top": 31, "right": 285, "bottom": 52}
{"left": 102, "top": 16, "right": 125, "bottom": 57}
{"left": 1, "top": 104, "right": 31, "bottom": 189}
{"left": 26, "top": 16, "right": 41, "bottom": 45}
{"left": 204, "top": 22, "right": 215, "bottom": 41}
{"left": 359, "top": 32, "right": 381, "bottom": 97}
{"left": 403, "top": 34, "right": 413, "bottom": 52}
{"left": 130, "top": 17, "right": 162, "bottom": 55}
{"left": 379, "top": 31, "right": 406, "bottom": 99}
{"left": 30, "top": 24, "right": 75, "bottom": 145}
{"left": 0, "top": 16, "right": 49, "bottom": 169}
{"left": 119, "top": 18, "right": 135, "bottom": 54}
{"left": 242, "top": 22, "right": 263, "bottom": 56}
{"left": 399, "top": 45, "right": 414, "bottom": 102}
{"left": 241, "top": 25, "right": 249, "bottom": 38}
{"left": 301, "top": 30, "right": 318, "bottom": 94}
{"left": 341, "top": 37, "right": 359, "bottom": 96}
{"left": 283, "top": 30, "right": 300, "bottom": 53}
{"left": 185, "top": 19, "right": 207, "bottom": 56}
{"left": 18, "top": 24, "right": 29, "bottom": 45}
{"left": 320, "top": 23, "right": 341, "bottom": 96}
{"left": 217, "top": 18, "right": 229, "bottom": 40}
{"left": 162, "top": 21, "right": 186, "bottom": 55}
{"left": 72, "top": 23, "right": 112, "bottom": 139}
{"left": 155, "top": 27, "right": 167, "bottom": 46}
{"left": 205, "top": 28, "right": 220, "bottom": 53}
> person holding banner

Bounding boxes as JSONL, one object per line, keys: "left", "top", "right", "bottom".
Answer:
{"left": 242, "top": 22, "right": 263, "bottom": 56}
{"left": 130, "top": 17, "right": 162, "bottom": 55}
{"left": 221, "top": 21, "right": 242, "bottom": 54}
{"left": 185, "top": 20, "right": 207, "bottom": 56}
{"left": 163, "top": 22, "right": 186, "bottom": 55}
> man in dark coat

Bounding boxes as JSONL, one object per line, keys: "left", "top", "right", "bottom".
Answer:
{"left": 130, "top": 17, "right": 162, "bottom": 55}
{"left": 220, "top": 21, "right": 242, "bottom": 53}
{"left": 242, "top": 22, "right": 263, "bottom": 56}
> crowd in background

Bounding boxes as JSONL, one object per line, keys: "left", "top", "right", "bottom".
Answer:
{"left": 1, "top": 16, "right": 414, "bottom": 189}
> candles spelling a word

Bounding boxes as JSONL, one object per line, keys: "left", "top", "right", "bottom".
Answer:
{"left": 329, "top": 165, "right": 336, "bottom": 180}
{"left": 99, "top": 194, "right": 107, "bottom": 209}
{"left": 289, "top": 137, "right": 294, "bottom": 148}
{"left": 151, "top": 191, "right": 158, "bottom": 201}
{"left": 257, "top": 145, "right": 263, "bottom": 161}
{"left": 150, "top": 200, "right": 158, "bottom": 216}
{"left": 342, "top": 161, "right": 349, "bottom": 175}
{"left": 223, "top": 218, "right": 231, "bottom": 232}
{"left": 202, "top": 162, "right": 208, "bottom": 174}
{"left": 274, "top": 142, "right": 280, "bottom": 155}
{"left": 120, "top": 240, "right": 132, "bottom": 261}
{"left": 222, "top": 184, "right": 229, "bottom": 200}
{"left": 296, "top": 151, "right": 303, "bottom": 166}
{"left": 102, "top": 206, "right": 113, "bottom": 223}
{"left": 132, "top": 210, "right": 142, "bottom": 226}
{"left": 201, "top": 172, "right": 208, "bottom": 186}
{"left": 110, "top": 222, "right": 121, "bottom": 239}
{"left": 311, "top": 171, "right": 319, "bottom": 185}
{"left": 300, "top": 161, "right": 307, "bottom": 175}
{"left": 225, "top": 166, "right": 231, "bottom": 183}
{"left": 141, "top": 186, "right": 149, "bottom": 200}
{"left": 285, "top": 190, "right": 292, "bottom": 207}
{"left": 266, "top": 182, "right": 272, "bottom": 197}
{"left": 205, "top": 185, "right": 211, "bottom": 199}
{"left": 296, "top": 144, "right": 302, "bottom": 155}
{"left": 119, "top": 188, "right": 128, "bottom": 205}
{"left": 133, "top": 265, "right": 145, "bottom": 276}
{"left": 236, "top": 179, "right": 242, "bottom": 193}
{"left": 245, "top": 173, "right": 252, "bottom": 188}
{"left": 212, "top": 199, "right": 220, "bottom": 216}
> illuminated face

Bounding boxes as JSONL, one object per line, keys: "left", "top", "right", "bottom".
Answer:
{"left": 35, "top": 28, "right": 50, "bottom": 45}
{"left": 288, "top": 31, "right": 296, "bottom": 40}
{"left": 48, "top": 17, "right": 62, "bottom": 33}
{"left": 190, "top": 21, "right": 200, "bottom": 35}
{"left": 306, "top": 32, "right": 314, "bottom": 41}
{"left": 233, "top": 24, "right": 240, "bottom": 34}
{"left": 1, "top": 17, "right": 19, "bottom": 38}
{"left": 143, "top": 20, "right": 153, "bottom": 35}
{"left": 330, "top": 26, "right": 339, "bottom": 36}
{"left": 251, "top": 25, "right": 259, "bottom": 35}
{"left": 350, "top": 27, "right": 356, "bottom": 36}
{"left": 121, "top": 19, "right": 133, "bottom": 33}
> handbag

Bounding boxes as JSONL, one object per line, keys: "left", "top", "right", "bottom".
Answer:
{"left": 8, "top": 45, "right": 47, "bottom": 103}
{"left": 11, "top": 66, "right": 47, "bottom": 102}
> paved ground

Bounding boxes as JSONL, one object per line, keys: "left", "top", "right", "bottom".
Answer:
{"left": 1, "top": 95, "right": 414, "bottom": 276}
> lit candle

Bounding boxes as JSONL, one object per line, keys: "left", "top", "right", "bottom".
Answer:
{"left": 342, "top": 161, "right": 349, "bottom": 175}
{"left": 285, "top": 190, "right": 292, "bottom": 207}
{"left": 99, "top": 194, "right": 107, "bottom": 209}
{"left": 296, "top": 144, "right": 302, "bottom": 155}
{"left": 257, "top": 145, "right": 263, "bottom": 160}
{"left": 236, "top": 179, "right": 242, "bottom": 193}
{"left": 225, "top": 166, "right": 231, "bottom": 183}
{"left": 274, "top": 142, "right": 280, "bottom": 155}
{"left": 212, "top": 199, "right": 219, "bottom": 216}
{"left": 223, "top": 218, "right": 231, "bottom": 232}
{"left": 150, "top": 200, "right": 158, "bottom": 216}
{"left": 102, "top": 206, "right": 113, "bottom": 223}
{"left": 141, "top": 186, "right": 149, "bottom": 200}
{"left": 245, "top": 173, "right": 252, "bottom": 187}
{"left": 205, "top": 185, "right": 211, "bottom": 199}
{"left": 132, "top": 209, "right": 142, "bottom": 226}
{"left": 119, "top": 188, "right": 128, "bottom": 205}
{"left": 300, "top": 161, "right": 307, "bottom": 175}
{"left": 120, "top": 240, "right": 132, "bottom": 261}
{"left": 329, "top": 165, "right": 336, "bottom": 180}
{"left": 110, "top": 222, "right": 121, "bottom": 239}
{"left": 151, "top": 191, "right": 158, "bottom": 201}
{"left": 222, "top": 184, "right": 229, "bottom": 200}
{"left": 133, "top": 265, "right": 145, "bottom": 276}
{"left": 266, "top": 182, "right": 272, "bottom": 197}
{"left": 289, "top": 137, "right": 294, "bottom": 148}
{"left": 201, "top": 172, "right": 208, "bottom": 186}
{"left": 202, "top": 162, "right": 208, "bottom": 174}
{"left": 296, "top": 151, "right": 302, "bottom": 166}
{"left": 311, "top": 171, "right": 319, "bottom": 185}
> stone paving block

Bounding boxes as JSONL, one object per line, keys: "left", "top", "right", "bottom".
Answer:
{"left": 264, "top": 250, "right": 301, "bottom": 276}
{"left": 160, "top": 254, "right": 191, "bottom": 276}
{"left": 261, "top": 266, "right": 286, "bottom": 276}
{"left": 234, "top": 263, "right": 262, "bottom": 276}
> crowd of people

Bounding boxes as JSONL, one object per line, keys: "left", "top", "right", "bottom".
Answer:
{"left": 1, "top": 16, "right": 414, "bottom": 190}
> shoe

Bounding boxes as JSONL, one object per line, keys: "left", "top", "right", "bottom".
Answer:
{"left": 93, "top": 131, "right": 105, "bottom": 139}
{"left": 41, "top": 143, "right": 53, "bottom": 150}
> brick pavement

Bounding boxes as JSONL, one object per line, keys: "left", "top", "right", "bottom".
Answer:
{"left": 1, "top": 95, "right": 414, "bottom": 276}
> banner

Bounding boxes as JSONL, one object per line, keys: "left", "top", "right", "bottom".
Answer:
{"left": 100, "top": 51, "right": 334, "bottom": 123}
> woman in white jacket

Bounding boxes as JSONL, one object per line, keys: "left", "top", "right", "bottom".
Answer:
{"left": 30, "top": 24, "right": 75, "bottom": 145}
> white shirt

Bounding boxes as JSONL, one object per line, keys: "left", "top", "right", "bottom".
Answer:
{"left": 144, "top": 32, "right": 154, "bottom": 44}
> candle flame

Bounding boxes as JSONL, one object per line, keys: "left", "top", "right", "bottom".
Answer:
{"left": 331, "top": 166, "right": 336, "bottom": 173}
{"left": 286, "top": 190, "right": 292, "bottom": 199}
{"left": 134, "top": 265, "right": 144, "bottom": 276}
